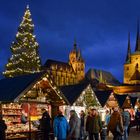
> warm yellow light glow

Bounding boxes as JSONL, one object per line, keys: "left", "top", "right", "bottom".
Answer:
{"left": 43, "top": 77, "right": 47, "bottom": 81}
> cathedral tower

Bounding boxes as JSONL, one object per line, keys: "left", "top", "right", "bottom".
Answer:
{"left": 44, "top": 40, "right": 85, "bottom": 86}
{"left": 69, "top": 40, "right": 85, "bottom": 81}
{"left": 124, "top": 22, "right": 140, "bottom": 84}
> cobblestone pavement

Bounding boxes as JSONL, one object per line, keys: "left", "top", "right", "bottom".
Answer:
{"left": 107, "top": 127, "right": 140, "bottom": 140}
{"left": 128, "top": 127, "right": 140, "bottom": 140}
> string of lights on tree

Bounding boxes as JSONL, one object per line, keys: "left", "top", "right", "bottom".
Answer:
{"left": 3, "top": 5, "right": 42, "bottom": 78}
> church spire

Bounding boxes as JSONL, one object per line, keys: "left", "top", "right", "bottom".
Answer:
{"left": 135, "top": 20, "right": 140, "bottom": 51}
{"left": 98, "top": 70, "right": 103, "bottom": 83}
{"left": 77, "top": 49, "right": 84, "bottom": 61}
{"left": 126, "top": 32, "right": 131, "bottom": 63}
{"left": 77, "top": 49, "right": 81, "bottom": 60}
{"left": 73, "top": 38, "right": 78, "bottom": 51}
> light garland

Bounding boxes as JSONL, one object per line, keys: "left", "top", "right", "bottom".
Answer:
{"left": 3, "top": 5, "right": 42, "bottom": 78}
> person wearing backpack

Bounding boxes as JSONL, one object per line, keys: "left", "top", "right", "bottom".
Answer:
{"left": 122, "top": 109, "right": 130, "bottom": 140}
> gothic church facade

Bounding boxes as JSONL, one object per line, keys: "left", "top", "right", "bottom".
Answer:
{"left": 124, "top": 23, "right": 140, "bottom": 84}
{"left": 43, "top": 41, "right": 85, "bottom": 86}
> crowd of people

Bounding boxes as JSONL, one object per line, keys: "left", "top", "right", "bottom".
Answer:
{"left": 0, "top": 107, "right": 140, "bottom": 140}
{"left": 38, "top": 107, "right": 140, "bottom": 140}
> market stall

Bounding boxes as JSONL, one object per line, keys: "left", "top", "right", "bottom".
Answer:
{"left": 0, "top": 72, "right": 68, "bottom": 140}
{"left": 105, "top": 92, "right": 119, "bottom": 109}
{"left": 60, "top": 81, "right": 103, "bottom": 119}
{"left": 115, "top": 94, "right": 127, "bottom": 108}
{"left": 130, "top": 96, "right": 138, "bottom": 108}
{"left": 93, "top": 90, "right": 112, "bottom": 121}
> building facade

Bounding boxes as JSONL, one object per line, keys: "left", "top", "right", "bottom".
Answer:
{"left": 43, "top": 41, "right": 85, "bottom": 86}
{"left": 124, "top": 24, "right": 140, "bottom": 84}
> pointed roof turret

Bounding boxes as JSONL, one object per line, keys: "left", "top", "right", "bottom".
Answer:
{"left": 125, "top": 32, "right": 131, "bottom": 63}
{"left": 99, "top": 70, "right": 103, "bottom": 83}
{"left": 77, "top": 49, "right": 84, "bottom": 61}
{"left": 130, "top": 63, "right": 140, "bottom": 81}
{"left": 73, "top": 38, "right": 78, "bottom": 51}
{"left": 77, "top": 49, "right": 81, "bottom": 60}
{"left": 135, "top": 20, "right": 140, "bottom": 52}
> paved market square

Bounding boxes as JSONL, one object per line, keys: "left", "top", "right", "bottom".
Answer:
{"left": 108, "top": 127, "right": 140, "bottom": 140}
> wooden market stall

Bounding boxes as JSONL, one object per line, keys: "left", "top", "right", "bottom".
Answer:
{"left": 113, "top": 84, "right": 140, "bottom": 108}
{"left": 60, "top": 81, "right": 112, "bottom": 121}
{"left": 0, "top": 72, "right": 68, "bottom": 140}
{"left": 114, "top": 94, "right": 127, "bottom": 108}
{"left": 105, "top": 92, "right": 119, "bottom": 109}
{"left": 94, "top": 90, "right": 112, "bottom": 108}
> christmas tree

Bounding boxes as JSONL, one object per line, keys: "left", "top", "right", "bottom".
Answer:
{"left": 3, "top": 5, "right": 42, "bottom": 77}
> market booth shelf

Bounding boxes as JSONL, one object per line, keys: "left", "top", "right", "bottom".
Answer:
{"left": 0, "top": 72, "right": 68, "bottom": 140}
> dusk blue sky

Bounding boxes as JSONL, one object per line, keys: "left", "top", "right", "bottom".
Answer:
{"left": 0, "top": 0, "right": 140, "bottom": 82}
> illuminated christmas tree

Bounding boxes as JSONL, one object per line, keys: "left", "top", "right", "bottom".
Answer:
{"left": 3, "top": 5, "right": 41, "bottom": 77}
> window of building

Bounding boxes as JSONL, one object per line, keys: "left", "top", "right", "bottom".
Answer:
{"left": 51, "top": 65, "right": 55, "bottom": 70}
{"left": 126, "top": 67, "right": 129, "bottom": 71}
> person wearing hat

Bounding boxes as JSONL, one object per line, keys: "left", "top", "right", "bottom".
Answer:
{"left": 86, "top": 108, "right": 102, "bottom": 140}
{"left": 0, "top": 114, "right": 7, "bottom": 140}
{"left": 107, "top": 107, "right": 124, "bottom": 140}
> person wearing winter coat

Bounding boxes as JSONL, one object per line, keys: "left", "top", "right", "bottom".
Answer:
{"left": 39, "top": 108, "right": 51, "bottom": 140}
{"left": 105, "top": 110, "right": 110, "bottom": 126}
{"left": 53, "top": 110, "right": 69, "bottom": 140}
{"left": 86, "top": 108, "right": 102, "bottom": 140}
{"left": 68, "top": 110, "right": 81, "bottom": 140}
{"left": 135, "top": 108, "right": 140, "bottom": 131}
{"left": 107, "top": 107, "right": 124, "bottom": 140}
{"left": 0, "top": 115, "right": 7, "bottom": 140}
{"left": 79, "top": 110, "right": 86, "bottom": 140}
{"left": 100, "top": 121, "right": 107, "bottom": 140}
{"left": 122, "top": 109, "right": 130, "bottom": 140}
